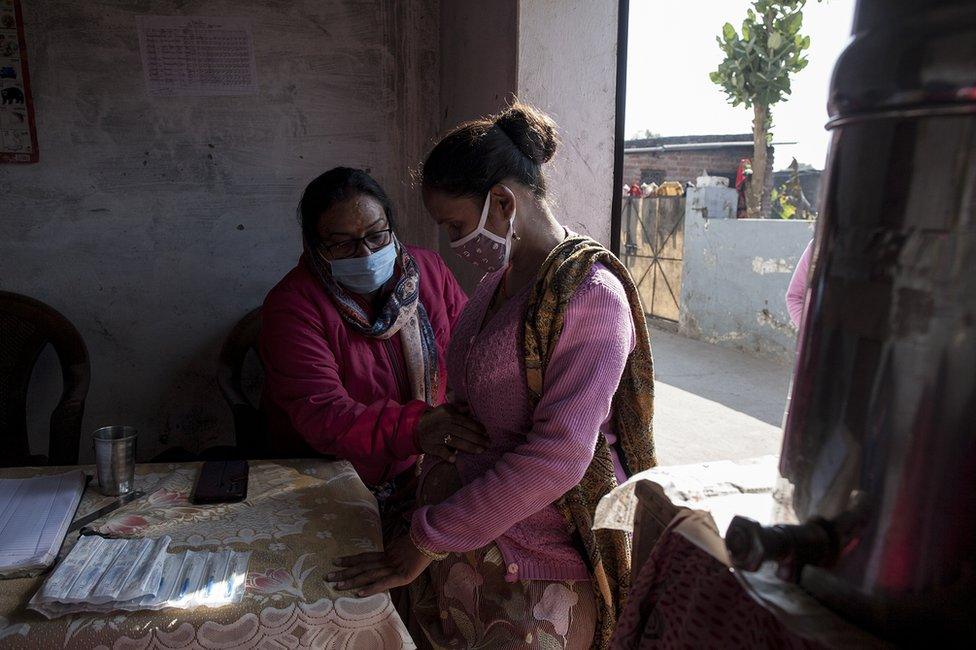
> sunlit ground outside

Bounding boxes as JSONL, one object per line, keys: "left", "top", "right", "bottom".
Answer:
{"left": 649, "top": 327, "right": 792, "bottom": 466}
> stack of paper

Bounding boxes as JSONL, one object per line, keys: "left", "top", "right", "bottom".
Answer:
{"left": 0, "top": 470, "right": 86, "bottom": 576}
{"left": 29, "top": 535, "right": 250, "bottom": 618}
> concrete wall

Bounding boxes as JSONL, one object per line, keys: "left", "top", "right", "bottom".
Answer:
{"left": 517, "top": 0, "right": 619, "bottom": 245}
{"left": 687, "top": 186, "right": 739, "bottom": 221}
{"left": 1, "top": 0, "right": 623, "bottom": 460}
{"left": 436, "top": 0, "right": 518, "bottom": 292}
{"left": 433, "top": 0, "right": 621, "bottom": 290}
{"left": 1, "top": 0, "right": 439, "bottom": 461}
{"left": 679, "top": 213, "right": 815, "bottom": 360}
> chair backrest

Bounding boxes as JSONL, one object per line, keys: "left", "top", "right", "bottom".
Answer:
{"left": 0, "top": 291, "right": 90, "bottom": 466}
{"left": 217, "top": 307, "right": 266, "bottom": 457}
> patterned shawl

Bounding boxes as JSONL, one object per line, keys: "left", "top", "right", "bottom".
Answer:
{"left": 522, "top": 234, "right": 656, "bottom": 649}
{"left": 306, "top": 239, "right": 439, "bottom": 404}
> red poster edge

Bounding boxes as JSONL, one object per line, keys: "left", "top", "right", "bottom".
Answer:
{"left": 1, "top": 0, "right": 39, "bottom": 164}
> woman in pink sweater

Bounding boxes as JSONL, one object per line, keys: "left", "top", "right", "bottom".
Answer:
{"left": 331, "top": 106, "right": 656, "bottom": 648}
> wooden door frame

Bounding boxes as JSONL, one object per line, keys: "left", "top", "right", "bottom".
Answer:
{"left": 610, "top": 0, "right": 629, "bottom": 256}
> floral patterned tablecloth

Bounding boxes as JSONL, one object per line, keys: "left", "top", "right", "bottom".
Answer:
{"left": 0, "top": 460, "right": 415, "bottom": 649}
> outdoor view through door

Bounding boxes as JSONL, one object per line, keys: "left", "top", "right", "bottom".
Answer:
{"left": 615, "top": 0, "right": 855, "bottom": 478}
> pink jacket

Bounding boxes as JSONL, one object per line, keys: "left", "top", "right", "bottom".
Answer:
{"left": 259, "top": 246, "right": 467, "bottom": 486}
{"left": 411, "top": 264, "right": 635, "bottom": 582}
{"left": 787, "top": 240, "right": 814, "bottom": 329}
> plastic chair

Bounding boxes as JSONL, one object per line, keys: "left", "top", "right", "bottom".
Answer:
{"left": 216, "top": 307, "right": 267, "bottom": 458}
{"left": 0, "top": 291, "right": 90, "bottom": 466}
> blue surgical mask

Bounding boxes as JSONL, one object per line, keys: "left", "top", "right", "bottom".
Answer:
{"left": 329, "top": 239, "right": 398, "bottom": 294}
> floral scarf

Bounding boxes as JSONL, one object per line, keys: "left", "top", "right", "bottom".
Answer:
{"left": 522, "top": 234, "right": 657, "bottom": 649}
{"left": 307, "top": 239, "right": 439, "bottom": 405}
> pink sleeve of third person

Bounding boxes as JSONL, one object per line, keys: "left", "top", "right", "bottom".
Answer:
{"left": 787, "top": 240, "right": 813, "bottom": 328}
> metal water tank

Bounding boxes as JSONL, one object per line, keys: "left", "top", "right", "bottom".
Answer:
{"left": 727, "top": 0, "right": 976, "bottom": 643}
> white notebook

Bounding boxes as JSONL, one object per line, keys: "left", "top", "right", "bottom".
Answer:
{"left": 0, "top": 470, "right": 86, "bottom": 576}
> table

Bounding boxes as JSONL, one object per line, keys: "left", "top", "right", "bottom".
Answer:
{"left": 0, "top": 460, "right": 414, "bottom": 649}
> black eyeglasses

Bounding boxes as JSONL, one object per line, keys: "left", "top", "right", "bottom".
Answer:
{"left": 322, "top": 228, "right": 393, "bottom": 260}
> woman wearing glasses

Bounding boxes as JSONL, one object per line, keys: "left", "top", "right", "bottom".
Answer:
{"left": 260, "top": 168, "right": 485, "bottom": 525}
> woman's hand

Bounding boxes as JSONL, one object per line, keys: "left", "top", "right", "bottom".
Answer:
{"left": 416, "top": 403, "right": 489, "bottom": 462}
{"left": 327, "top": 535, "right": 433, "bottom": 597}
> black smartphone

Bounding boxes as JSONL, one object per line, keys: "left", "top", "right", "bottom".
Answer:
{"left": 190, "top": 460, "right": 249, "bottom": 505}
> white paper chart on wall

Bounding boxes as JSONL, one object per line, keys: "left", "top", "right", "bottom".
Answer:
{"left": 136, "top": 15, "right": 258, "bottom": 97}
{"left": 0, "top": 0, "right": 38, "bottom": 163}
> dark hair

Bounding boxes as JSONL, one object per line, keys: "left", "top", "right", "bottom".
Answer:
{"left": 421, "top": 102, "right": 559, "bottom": 199}
{"left": 298, "top": 167, "right": 395, "bottom": 246}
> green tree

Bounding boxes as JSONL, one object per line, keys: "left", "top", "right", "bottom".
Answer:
{"left": 710, "top": 0, "right": 812, "bottom": 217}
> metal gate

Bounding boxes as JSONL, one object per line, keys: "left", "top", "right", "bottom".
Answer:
{"left": 620, "top": 196, "right": 685, "bottom": 322}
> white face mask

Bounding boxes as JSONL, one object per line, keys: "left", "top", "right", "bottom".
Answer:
{"left": 449, "top": 193, "right": 516, "bottom": 273}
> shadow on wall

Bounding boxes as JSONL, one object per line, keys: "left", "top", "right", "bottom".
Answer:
{"left": 152, "top": 332, "right": 234, "bottom": 456}
{"left": 28, "top": 331, "right": 238, "bottom": 463}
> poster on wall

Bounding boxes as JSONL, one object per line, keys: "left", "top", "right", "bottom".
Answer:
{"left": 0, "top": 0, "right": 38, "bottom": 163}
{"left": 136, "top": 16, "right": 258, "bottom": 97}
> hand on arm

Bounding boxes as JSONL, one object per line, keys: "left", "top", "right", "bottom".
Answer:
{"left": 415, "top": 403, "right": 489, "bottom": 462}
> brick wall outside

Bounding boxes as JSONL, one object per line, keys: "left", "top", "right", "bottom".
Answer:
{"left": 623, "top": 144, "right": 775, "bottom": 211}
{"left": 623, "top": 145, "right": 774, "bottom": 188}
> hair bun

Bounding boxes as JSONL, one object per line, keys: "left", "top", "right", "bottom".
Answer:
{"left": 493, "top": 102, "right": 559, "bottom": 165}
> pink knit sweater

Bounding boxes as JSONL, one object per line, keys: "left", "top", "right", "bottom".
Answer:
{"left": 410, "top": 263, "right": 635, "bottom": 582}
